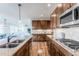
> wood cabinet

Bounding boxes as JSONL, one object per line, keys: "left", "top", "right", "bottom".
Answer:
{"left": 50, "top": 3, "right": 75, "bottom": 29}
{"left": 32, "top": 34, "right": 47, "bottom": 42}
{"left": 48, "top": 39, "right": 72, "bottom": 56}
{"left": 61, "top": 3, "right": 75, "bottom": 13}
{"left": 32, "top": 20, "right": 51, "bottom": 29}
{"left": 13, "top": 39, "right": 32, "bottom": 56}
{"left": 48, "top": 41, "right": 67, "bottom": 56}
{"left": 46, "top": 36, "right": 73, "bottom": 56}
{"left": 50, "top": 12, "right": 59, "bottom": 29}
{"left": 51, "top": 43, "right": 65, "bottom": 56}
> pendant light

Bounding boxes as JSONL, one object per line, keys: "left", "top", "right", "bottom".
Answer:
{"left": 18, "top": 4, "right": 22, "bottom": 24}
{"left": 18, "top": 3, "right": 22, "bottom": 32}
{"left": 17, "top": 4, "right": 22, "bottom": 43}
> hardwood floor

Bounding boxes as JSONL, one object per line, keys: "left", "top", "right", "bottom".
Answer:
{"left": 30, "top": 42, "right": 50, "bottom": 56}
{"left": 29, "top": 34, "right": 50, "bottom": 56}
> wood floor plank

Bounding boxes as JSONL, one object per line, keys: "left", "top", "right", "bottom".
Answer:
{"left": 30, "top": 42, "right": 49, "bottom": 56}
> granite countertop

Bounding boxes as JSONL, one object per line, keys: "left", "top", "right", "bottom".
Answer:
{"left": 1, "top": 35, "right": 79, "bottom": 56}
{"left": 47, "top": 35, "right": 75, "bottom": 56}
{"left": 0, "top": 36, "right": 32, "bottom": 56}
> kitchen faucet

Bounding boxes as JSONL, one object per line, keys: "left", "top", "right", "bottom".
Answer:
{"left": 7, "top": 36, "right": 11, "bottom": 43}
{"left": 7, "top": 33, "right": 14, "bottom": 43}
{"left": 5, "top": 33, "right": 14, "bottom": 48}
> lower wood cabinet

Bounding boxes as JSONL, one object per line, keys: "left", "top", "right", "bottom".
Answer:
{"left": 53, "top": 43, "right": 65, "bottom": 56}
{"left": 44, "top": 36, "right": 66, "bottom": 56}
{"left": 13, "top": 39, "right": 32, "bottom": 56}
{"left": 48, "top": 40, "right": 72, "bottom": 56}
{"left": 48, "top": 40, "right": 66, "bottom": 56}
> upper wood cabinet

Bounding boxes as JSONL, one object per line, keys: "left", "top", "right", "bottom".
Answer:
{"left": 32, "top": 20, "right": 51, "bottom": 29}
{"left": 50, "top": 3, "right": 75, "bottom": 29}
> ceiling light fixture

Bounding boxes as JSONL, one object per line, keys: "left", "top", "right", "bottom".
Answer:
{"left": 48, "top": 3, "right": 51, "bottom": 7}
{"left": 18, "top": 4, "right": 22, "bottom": 23}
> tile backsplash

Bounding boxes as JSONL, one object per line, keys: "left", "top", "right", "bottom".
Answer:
{"left": 54, "top": 27, "right": 79, "bottom": 41}
{"left": 32, "top": 29, "right": 52, "bottom": 34}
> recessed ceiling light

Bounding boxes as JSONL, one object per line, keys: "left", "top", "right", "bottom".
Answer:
{"left": 48, "top": 3, "right": 51, "bottom": 7}
{"left": 58, "top": 4, "right": 62, "bottom": 7}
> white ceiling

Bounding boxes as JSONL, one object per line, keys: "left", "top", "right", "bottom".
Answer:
{"left": 0, "top": 3, "right": 57, "bottom": 25}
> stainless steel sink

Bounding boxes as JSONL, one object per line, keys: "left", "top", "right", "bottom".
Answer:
{"left": 0, "top": 40, "right": 25, "bottom": 48}
{"left": 0, "top": 43, "right": 19, "bottom": 48}
{"left": 12, "top": 40, "right": 25, "bottom": 43}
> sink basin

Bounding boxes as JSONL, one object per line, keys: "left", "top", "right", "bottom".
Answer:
{"left": 12, "top": 40, "right": 25, "bottom": 43}
{"left": 0, "top": 40, "right": 25, "bottom": 48}
{"left": 0, "top": 43, "right": 19, "bottom": 48}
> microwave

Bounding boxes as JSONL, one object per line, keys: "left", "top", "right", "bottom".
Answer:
{"left": 60, "top": 4, "right": 79, "bottom": 27}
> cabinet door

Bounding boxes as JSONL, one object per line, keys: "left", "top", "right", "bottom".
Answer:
{"left": 14, "top": 47, "right": 25, "bottom": 56}
{"left": 32, "top": 20, "right": 51, "bottom": 29}
{"left": 24, "top": 46, "right": 29, "bottom": 56}
{"left": 48, "top": 42, "right": 56, "bottom": 56}
{"left": 14, "top": 39, "right": 32, "bottom": 56}
{"left": 49, "top": 41, "right": 65, "bottom": 56}
{"left": 13, "top": 43, "right": 28, "bottom": 56}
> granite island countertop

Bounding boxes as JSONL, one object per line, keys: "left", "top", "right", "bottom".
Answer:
{"left": 0, "top": 36, "right": 32, "bottom": 56}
